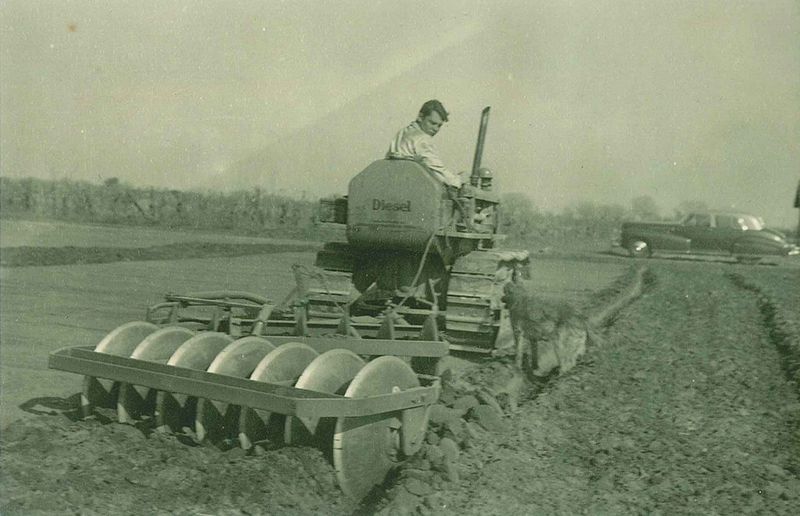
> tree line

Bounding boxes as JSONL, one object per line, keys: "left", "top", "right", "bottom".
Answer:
{"left": 1, "top": 176, "right": 714, "bottom": 244}
{"left": 497, "top": 193, "right": 715, "bottom": 244}
{"left": 0, "top": 177, "right": 321, "bottom": 238}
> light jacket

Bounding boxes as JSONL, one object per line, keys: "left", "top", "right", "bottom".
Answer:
{"left": 386, "top": 121, "right": 462, "bottom": 188}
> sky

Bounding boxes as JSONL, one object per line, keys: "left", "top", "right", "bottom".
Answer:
{"left": 1, "top": 0, "right": 799, "bottom": 226}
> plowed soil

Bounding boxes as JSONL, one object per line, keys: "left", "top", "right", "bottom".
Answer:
{"left": 417, "top": 262, "right": 800, "bottom": 515}
{"left": 1, "top": 241, "right": 799, "bottom": 514}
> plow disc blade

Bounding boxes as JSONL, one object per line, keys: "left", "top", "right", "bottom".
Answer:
{"left": 285, "top": 349, "right": 365, "bottom": 446}
{"left": 238, "top": 342, "right": 318, "bottom": 449}
{"left": 333, "top": 356, "right": 419, "bottom": 499}
{"left": 81, "top": 321, "right": 158, "bottom": 417}
{"left": 118, "top": 326, "right": 195, "bottom": 423}
{"left": 194, "top": 336, "right": 277, "bottom": 443}
{"left": 153, "top": 332, "right": 233, "bottom": 434}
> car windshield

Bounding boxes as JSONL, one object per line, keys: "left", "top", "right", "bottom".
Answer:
{"left": 737, "top": 215, "right": 764, "bottom": 230}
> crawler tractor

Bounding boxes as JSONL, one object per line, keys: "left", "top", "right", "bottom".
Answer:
{"left": 268, "top": 106, "right": 529, "bottom": 354}
{"left": 49, "top": 107, "right": 529, "bottom": 499}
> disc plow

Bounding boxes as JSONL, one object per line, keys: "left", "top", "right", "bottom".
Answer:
{"left": 49, "top": 292, "right": 446, "bottom": 500}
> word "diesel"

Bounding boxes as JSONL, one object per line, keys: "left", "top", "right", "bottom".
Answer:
{"left": 372, "top": 199, "right": 411, "bottom": 212}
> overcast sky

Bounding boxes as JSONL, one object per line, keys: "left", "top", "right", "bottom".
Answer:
{"left": 2, "top": 0, "right": 799, "bottom": 225}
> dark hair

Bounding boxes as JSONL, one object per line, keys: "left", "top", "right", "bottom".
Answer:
{"left": 418, "top": 99, "right": 449, "bottom": 122}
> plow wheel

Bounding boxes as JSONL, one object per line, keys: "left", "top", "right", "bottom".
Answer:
{"left": 285, "top": 349, "right": 366, "bottom": 446}
{"left": 238, "top": 342, "right": 318, "bottom": 450}
{"left": 333, "top": 356, "right": 421, "bottom": 499}
{"left": 81, "top": 321, "right": 158, "bottom": 417}
{"left": 194, "top": 336, "right": 277, "bottom": 444}
{"left": 154, "top": 332, "right": 233, "bottom": 434}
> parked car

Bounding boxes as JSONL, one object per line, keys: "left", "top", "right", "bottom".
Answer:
{"left": 617, "top": 212, "right": 799, "bottom": 262}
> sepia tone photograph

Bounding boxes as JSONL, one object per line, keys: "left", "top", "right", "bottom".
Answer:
{"left": 1, "top": 1, "right": 799, "bottom": 514}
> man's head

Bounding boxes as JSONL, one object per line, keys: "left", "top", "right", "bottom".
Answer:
{"left": 417, "top": 99, "right": 449, "bottom": 137}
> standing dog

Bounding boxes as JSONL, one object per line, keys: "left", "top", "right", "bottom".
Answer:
{"left": 502, "top": 270, "right": 597, "bottom": 377}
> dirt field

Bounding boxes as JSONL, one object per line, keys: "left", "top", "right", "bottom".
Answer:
{"left": 0, "top": 220, "right": 315, "bottom": 248}
{"left": 1, "top": 221, "right": 798, "bottom": 514}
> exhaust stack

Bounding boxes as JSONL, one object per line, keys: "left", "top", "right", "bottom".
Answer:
{"left": 470, "top": 106, "right": 491, "bottom": 184}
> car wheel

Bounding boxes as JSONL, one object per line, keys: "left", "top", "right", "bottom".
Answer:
{"left": 628, "top": 240, "right": 651, "bottom": 258}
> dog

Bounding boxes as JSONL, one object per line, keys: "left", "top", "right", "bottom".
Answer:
{"left": 502, "top": 269, "right": 598, "bottom": 377}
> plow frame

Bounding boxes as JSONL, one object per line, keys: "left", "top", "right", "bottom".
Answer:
{"left": 49, "top": 345, "right": 442, "bottom": 419}
{"left": 144, "top": 289, "right": 443, "bottom": 341}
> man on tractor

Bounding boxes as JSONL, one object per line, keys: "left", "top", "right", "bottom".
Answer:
{"left": 386, "top": 99, "right": 463, "bottom": 189}
{"left": 387, "top": 99, "right": 473, "bottom": 229}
